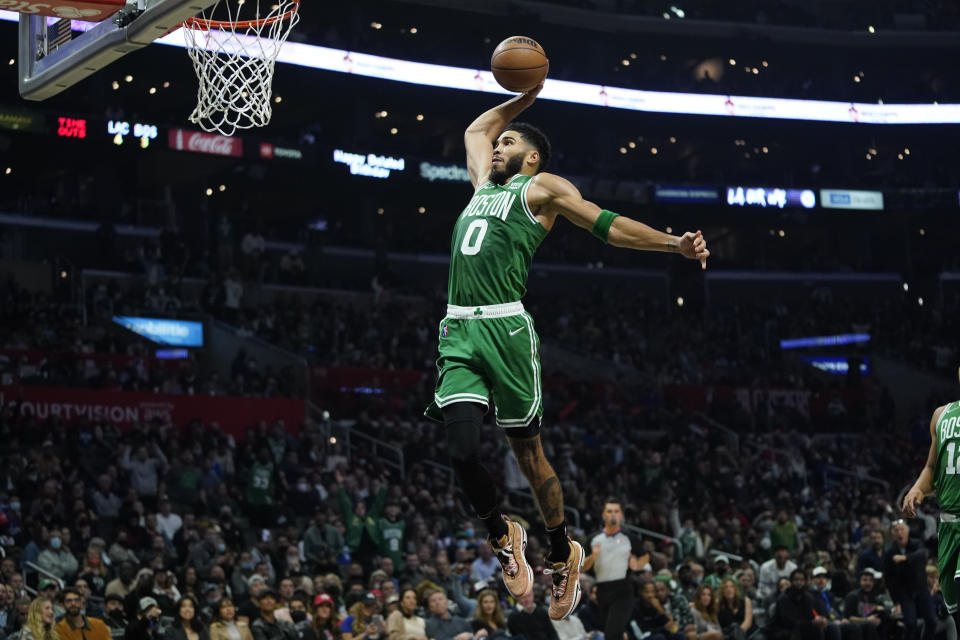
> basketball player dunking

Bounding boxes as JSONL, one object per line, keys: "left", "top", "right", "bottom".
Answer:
{"left": 903, "top": 371, "right": 960, "bottom": 631}
{"left": 424, "top": 83, "right": 709, "bottom": 621}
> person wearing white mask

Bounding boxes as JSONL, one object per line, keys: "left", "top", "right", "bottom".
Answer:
{"left": 37, "top": 527, "right": 79, "bottom": 581}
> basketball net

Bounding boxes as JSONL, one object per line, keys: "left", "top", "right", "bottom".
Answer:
{"left": 181, "top": 0, "right": 300, "bottom": 137}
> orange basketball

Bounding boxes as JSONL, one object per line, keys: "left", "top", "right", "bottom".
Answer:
{"left": 491, "top": 36, "right": 549, "bottom": 93}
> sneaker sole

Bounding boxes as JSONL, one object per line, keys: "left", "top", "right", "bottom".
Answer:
{"left": 504, "top": 522, "right": 533, "bottom": 599}
{"left": 552, "top": 541, "right": 584, "bottom": 621}
{"left": 507, "top": 522, "right": 533, "bottom": 598}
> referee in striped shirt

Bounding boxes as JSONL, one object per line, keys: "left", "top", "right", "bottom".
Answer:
{"left": 582, "top": 498, "right": 649, "bottom": 640}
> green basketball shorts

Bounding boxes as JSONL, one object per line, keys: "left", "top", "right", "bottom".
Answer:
{"left": 939, "top": 518, "right": 960, "bottom": 614}
{"left": 424, "top": 301, "right": 543, "bottom": 429}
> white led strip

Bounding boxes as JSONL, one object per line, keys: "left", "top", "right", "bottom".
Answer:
{"left": 4, "top": 9, "right": 960, "bottom": 124}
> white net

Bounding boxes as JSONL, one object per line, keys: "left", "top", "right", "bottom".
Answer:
{"left": 182, "top": 0, "right": 300, "bottom": 137}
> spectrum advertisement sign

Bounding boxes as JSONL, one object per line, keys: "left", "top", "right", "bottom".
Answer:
{"left": 113, "top": 316, "right": 204, "bottom": 347}
{"left": 819, "top": 189, "right": 884, "bottom": 211}
{"left": 419, "top": 161, "right": 470, "bottom": 183}
{"left": 726, "top": 186, "right": 816, "bottom": 209}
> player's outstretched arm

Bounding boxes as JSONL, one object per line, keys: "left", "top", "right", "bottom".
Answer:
{"left": 463, "top": 83, "right": 543, "bottom": 189}
{"left": 902, "top": 405, "right": 946, "bottom": 517}
{"left": 536, "top": 173, "right": 710, "bottom": 268}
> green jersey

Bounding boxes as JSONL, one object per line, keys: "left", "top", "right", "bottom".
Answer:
{"left": 935, "top": 401, "right": 960, "bottom": 514}
{"left": 245, "top": 461, "right": 274, "bottom": 506}
{"left": 448, "top": 175, "right": 549, "bottom": 306}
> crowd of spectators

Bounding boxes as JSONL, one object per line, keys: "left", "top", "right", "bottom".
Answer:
{"left": 0, "top": 380, "right": 951, "bottom": 640}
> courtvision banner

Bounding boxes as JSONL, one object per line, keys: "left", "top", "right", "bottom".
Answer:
{"left": 0, "top": 386, "right": 305, "bottom": 436}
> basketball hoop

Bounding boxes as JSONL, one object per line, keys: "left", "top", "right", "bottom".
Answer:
{"left": 180, "top": 0, "right": 300, "bottom": 137}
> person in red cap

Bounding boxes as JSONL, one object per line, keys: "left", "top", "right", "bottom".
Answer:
{"left": 311, "top": 593, "right": 342, "bottom": 640}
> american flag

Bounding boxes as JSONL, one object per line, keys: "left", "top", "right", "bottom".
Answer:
{"left": 47, "top": 19, "right": 72, "bottom": 51}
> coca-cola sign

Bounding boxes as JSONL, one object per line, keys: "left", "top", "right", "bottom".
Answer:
{"left": 168, "top": 128, "right": 243, "bottom": 157}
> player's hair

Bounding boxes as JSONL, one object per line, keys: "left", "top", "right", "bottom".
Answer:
{"left": 504, "top": 121, "right": 551, "bottom": 172}
{"left": 603, "top": 496, "right": 622, "bottom": 508}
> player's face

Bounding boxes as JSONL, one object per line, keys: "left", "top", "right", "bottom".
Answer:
{"left": 490, "top": 132, "right": 534, "bottom": 184}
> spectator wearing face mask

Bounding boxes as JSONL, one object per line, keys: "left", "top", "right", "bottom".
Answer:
{"left": 103, "top": 595, "right": 129, "bottom": 640}
{"left": 37, "top": 529, "right": 78, "bottom": 581}
{"left": 78, "top": 541, "right": 109, "bottom": 597}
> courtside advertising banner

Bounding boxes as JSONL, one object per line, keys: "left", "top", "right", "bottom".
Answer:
{"left": 0, "top": 386, "right": 306, "bottom": 436}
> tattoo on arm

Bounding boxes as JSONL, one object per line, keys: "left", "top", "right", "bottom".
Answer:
{"left": 535, "top": 476, "right": 564, "bottom": 525}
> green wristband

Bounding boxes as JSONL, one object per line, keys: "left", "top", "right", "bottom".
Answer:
{"left": 592, "top": 209, "right": 619, "bottom": 243}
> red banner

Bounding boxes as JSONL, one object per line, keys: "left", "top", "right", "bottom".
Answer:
{"left": 0, "top": 0, "right": 124, "bottom": 21}
{"left": 168, "top": 128, "right": 243, "bottom": 157}
{"left": 0, "top": 386, "right": 305, "bottom": 437}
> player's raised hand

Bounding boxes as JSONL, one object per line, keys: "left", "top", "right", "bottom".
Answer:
{"left": 519, "top": 75, "right": 546, "bottom": 104}
{"left": 679, "top": 230, "right": 710, "bottom": 269}
{"left": 901, "top": 487, "right": 924, "bottom": 518}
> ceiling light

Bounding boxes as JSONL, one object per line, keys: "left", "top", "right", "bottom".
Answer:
{"left": 650, "top": 147, "right": 658, "bottom": 154}
{"left": 7, "top": 59, "right": 13, "bottom": 66}
{"left": 903, "top": 283, "right": 909, "bottom": 291}
{"left": 761, "top": 60, "right": 768, "bottom": 67}
{"left": 111, "top": 80, "right": 119, "bottom": 90}
{"left": 919, "top": 228, "right": 925, "bottom": 235}
{"left": 409, "top": 27, "right": 418, "bottom": 34}
{"left": 621, "top": 59, "right": 630, "bottom": 66}
{"left": 628, "top": 141, "right": 636, "bottom": 149}
{"left": 124, "top": 74, "right": 133, "bottom": 82}
{"left": 390, "top": 127, "right": 398, "bottom": 134}
{"left": 867, "top": 25, "right": 875, "bottom": 33}
{"left": 218, "top": 184, "right": 226, "bottom": 192}
{"left": 148, "top": 87, "right": 156, "bottom": 94}
{"left": 898, "top": 153, "right": 904, "bottom": 160}
{"left": 728, "top": 58, "right": 736, "bottom": 66}
{"left": 752, "top": 67, "right": 758, "bottom": 75}
{"left": 418, "top": 206, "right": 426, "bottom": 213}
{"left": 274, "top": 95, "right": 282, "bottom": 103}
{"left": 370, "top": 22, "right": 382, "bottom": 29}
{"left": 619, "top": 147, "right": 627, "bottom": 154}
{"left": 205, "top": 188, "right": 213, "bottom": 196}
{"left": 659, "top": 54, "right": 667, "bottom": 61}
{"left": 676, "top": 297, "right": 684, "bottom": 307}
{"left": 904, "top": 147, "right": 910, "bottom": 155}
{"left": 918, "top": 297, "right": 924, "bottom": 306}
{"left": 163, "top": 81, "right": 170, "bottom": 88}
{"left": 665, "top": 226, "right": 673, "bottom": 234}
{"left": 669, "top": 136, "right": 677, "bottom": 143}
{"left": 377, "top": 208, "right": 384, "bottom": 215}
{"left": 630, "top": 53, "right": 637, "bottom": 59}
{"left": 762, "top": 146, "right": 769, "bottom": 153}
{"left": 4, "top": 167, "right": 10, "bottom": 175}
{"left": 853, "top": 76, "right": 860, "bottom": 83}
{"left": 865, "top": 154, "right": 872, "bottom": 160}
{"left": 778, "top": 229, "right": 785, "bottom": 237}
{"left": 416, "top": 114, "right": 424, "bottom": 121}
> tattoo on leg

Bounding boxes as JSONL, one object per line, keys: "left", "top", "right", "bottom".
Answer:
{"left": 535, "top": 476, "right": 564, "bottom": 525}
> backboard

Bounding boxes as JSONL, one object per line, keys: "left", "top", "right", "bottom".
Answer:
{"left": 18, "top": 0, "right": 216, "bottom": 101}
